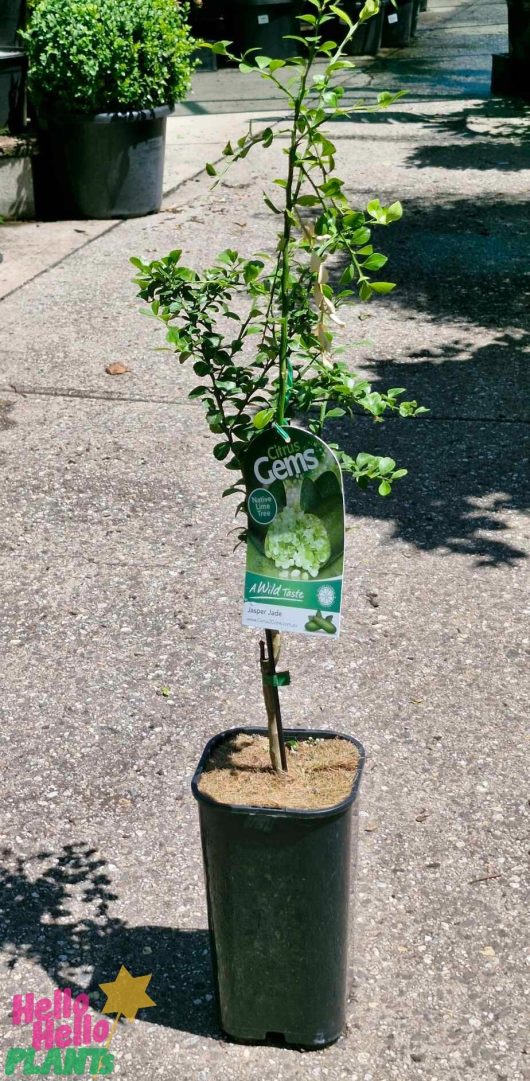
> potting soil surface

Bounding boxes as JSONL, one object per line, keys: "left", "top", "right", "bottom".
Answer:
{"left": 197, "top": 733, "right": 360, "bottom": 809}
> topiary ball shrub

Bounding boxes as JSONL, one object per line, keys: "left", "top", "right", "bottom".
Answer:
{"left": 21, "top": 0, "right": 196, "bottom": 116}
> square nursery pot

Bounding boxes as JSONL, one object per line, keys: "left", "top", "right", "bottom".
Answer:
{"left": 225, "top": 0, "right": 301, "bottom": 60}
{"left": 35, "top": 106, "right": 169, "bottom": 220}
{"left": 382, "top": 0, "right": 415, "bottom": 47}
{"left": 0, "top": 49, "right": 26, "bottom": 133}
{"left": 192, "top": 727, "right": 365, "bottom": 1048}
{"left": 337, "top": 0, "right": 384, "bottom": 55}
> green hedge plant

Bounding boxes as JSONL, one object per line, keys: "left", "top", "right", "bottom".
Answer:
{"left": 21, "top": 0, "right": 195, "bottom": 116}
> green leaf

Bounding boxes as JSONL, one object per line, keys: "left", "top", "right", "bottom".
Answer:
{"left": 255, "top": 55, "right": 272, "bottom": 69}
{"left": 359, "top": 0, "right": 380, "bottom": 20}
{"left": 329, "top": 4, "right": 354, "bottom": 27}
{"left": 253, "top": 408, "right": 274, "bottom": 429}
{"left": 340, "top": 264, "right": 355, "bottom": 286}
{"left": 193, "top": 360, "right": 211, "bottom": 376}
{"left": 217, "top": 249, "right": 238, "bottom": 265}
{"left": 243, "top": 259, "right": 265, "bottom": 283}
{"left": 386, "top": 201, "right": 403, "bottom": 222}
{"left": 213, "top": 442, "right": 231, "bottom": 461}
{"left": 205, "top": 163, "right": 217, "bottom": 177}
{"left": 130, "top": 256, "right": 149, "bottom": 270}
{"left": 319, "top": 177, "right": 344, "bottom": 196}
{"left": 377, "top": 457, "right": 396, "bottom": 474}
{"left": 363, "top": 253, "right": 388, "bottom": 270}
{"left": 391, "top": 468, "right": 408, "bottom": 479}
{"left": 239, "top": 61, "right": 254, "bottom": 73}
{"left": 210, "top": 40, "right": 232, "bottom": 55}
{"left": 378, "top": 479, "right": 392, "bottom": 496}
{"left": 325, "top": 407, "right": 346, "bottom": 418}
{"left": 351, "top": 227, "right": 371, "bottom": 245}
{"left": 370, "top": 281, "right": 396, "bottom": 294}
{"left": 359, "top": 281, "right": 373, "bottom": 302}
{"left": 263, "top": 195, "right": 281, "bottom": 214}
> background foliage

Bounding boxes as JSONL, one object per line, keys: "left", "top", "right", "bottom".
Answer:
{"left": 22, "top": 0, "right": 196, "bottom": 115}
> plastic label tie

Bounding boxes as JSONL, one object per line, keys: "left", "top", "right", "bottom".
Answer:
{"left": 273, "top": 422, "right": 291, "bottom": 443}
{"left": 263, "top": 671, "right": 291, "bottom": 687}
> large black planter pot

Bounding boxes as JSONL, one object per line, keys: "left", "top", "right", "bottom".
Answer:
{"left": 0, "top": 48, "right": 26, "bottom": 133}
{"left": 226, "top": 0, "right": 300, "bottom": 60}
{"left": 192, "top": 727, "right": 365, "bottom": 1048}
{"left": 0, "top": 0, "right": 25, "bottom": 47}
{"left": 36, "top": 106, "right": 169, "bottom": 220}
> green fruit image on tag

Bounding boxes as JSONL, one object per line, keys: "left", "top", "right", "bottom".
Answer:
{"left": 242, "top": 426, "right": 345, "bottom": 637}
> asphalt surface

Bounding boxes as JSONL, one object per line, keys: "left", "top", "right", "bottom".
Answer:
{"left": 0, "top": 0, "right": 529, "bottom": 1078}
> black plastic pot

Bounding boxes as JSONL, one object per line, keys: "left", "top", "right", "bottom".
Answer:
{"left": 226, "top": 0, "right": 300, "bottom": 60}
{"left": 189, "top": 0, "right": 226, "bottom": 68}
{"left": 507, "top": 0, "right": 530, "bottom": 61}
{"left": 0, "top": 0, "right": 25, "bottom": 47}
{"left": 411, "top": 0, "right": 422, "bottom": 37}
{"left": 338, "top": 0, "right": 384, "bottom": 55}
{"left": 192, "top": 727, "right": 365, "bottom": 1048}
{"left": 382, "top": 0, "right": 414, "bottom": 47}
{"left": 0, "top": 48, "right": 26, "bottom": 133}
{"left": 36, "top": 106, "right": 169, "bottom": 220}
{"left": 491, "top": 0, "right": 530, "bottom": 97}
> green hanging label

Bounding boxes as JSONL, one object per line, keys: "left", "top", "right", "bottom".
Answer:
{"left": 242, "top": 426, "right": 345, "bottom": 637}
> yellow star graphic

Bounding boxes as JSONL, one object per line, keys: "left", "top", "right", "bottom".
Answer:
{"left": 99, "top": 965, "right": 156, "bottom": 1022}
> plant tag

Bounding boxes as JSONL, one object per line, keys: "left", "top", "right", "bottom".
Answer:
{"left": 387, "top": 11, "right": 398, "bottom": 22}
{"left": 242, "top": 426, "right": 345, "bottom": 637}
{"left": 257, "top": 13, "right": 269, "bottom": 23}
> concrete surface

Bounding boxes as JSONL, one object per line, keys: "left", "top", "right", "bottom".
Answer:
{"left": 0, "top": 112, "right": 286, "bottom": 297}
{"left": 1, "top": 0, "right": 529, "bottom": 1079}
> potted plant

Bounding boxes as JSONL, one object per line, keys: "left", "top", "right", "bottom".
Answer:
{"left": 21, "top": 0, "right": 196, "bottom": 219}
{"left": 133, "top": 0, "right": 426, "bottom": 1047}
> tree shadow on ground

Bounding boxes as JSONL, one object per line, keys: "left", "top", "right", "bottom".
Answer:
{"left": 0, "top": 844, "right": 220, "bottom": 1039}
{"left": 403, "top": 98, "right": 530, "bottom": 171}
{"left": 327, "top": 185, "right": 530, "bottom": 566}
{"left": 353, "top": 194, "right": 530, "bottom": 330}
{"left": 333, "top": 350, "right": 529, "bottom": 567}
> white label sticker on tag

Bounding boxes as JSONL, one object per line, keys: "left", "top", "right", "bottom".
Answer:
{"left": 387, "top": 12, "right": 398, "bottom": 22}
{"left": 257, "top": 13, "right": 269, "bottom": 23}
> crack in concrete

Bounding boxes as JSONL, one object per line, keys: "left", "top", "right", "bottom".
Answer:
{"left": 1, "top": 382, "right": 528, "bottom": 422}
